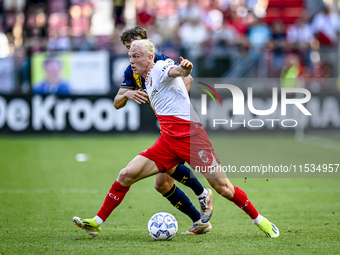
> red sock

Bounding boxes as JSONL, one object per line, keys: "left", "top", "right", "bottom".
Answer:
{"left": 97, "top": 181, "right": 130, "bottom": 221}
{"left": 228, "top": 186, "right": 259, "bottom": 219}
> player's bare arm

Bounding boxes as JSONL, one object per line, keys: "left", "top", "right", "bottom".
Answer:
{"left": 113, "top": 88, "right": 148, "bottom": 109}
{"left": 182, "top": 75, "right": 194, "bottom": 92}
{"left": 169, "top": 57, "right": 193, "bottom": 78}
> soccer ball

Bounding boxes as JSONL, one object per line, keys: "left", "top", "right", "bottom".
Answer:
{"left": 147, "top": 212, "right": 178, "bottom": 241}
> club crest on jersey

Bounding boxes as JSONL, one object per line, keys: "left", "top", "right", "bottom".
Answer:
{"left": 198, "top": 150, "right": 210, "bottom": 164}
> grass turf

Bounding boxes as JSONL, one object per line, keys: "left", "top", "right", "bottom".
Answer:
{"left": 0, "top": 135, "right": 339, "bottom": 254}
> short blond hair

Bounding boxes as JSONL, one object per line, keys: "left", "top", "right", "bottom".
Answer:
{"left": 131, "top": 39, "right": 155, "bottom": 60}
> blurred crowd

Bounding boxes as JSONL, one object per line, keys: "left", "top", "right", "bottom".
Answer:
{"left": 129, "top": 0, "right": 340, "bottom": 80}
{"left": 0, "top": 0, "right": 339, "bottom": 94}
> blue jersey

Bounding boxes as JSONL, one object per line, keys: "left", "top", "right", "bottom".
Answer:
{"left": 120, "top": 53, "right": 178, "bottom": 91}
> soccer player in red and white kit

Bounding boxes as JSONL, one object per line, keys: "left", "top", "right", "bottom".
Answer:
{"left": 114, "top": 26, "right": 213, "bottom": 235}
{"left": 73, "top": 39, "right": 279, "bottom": 238}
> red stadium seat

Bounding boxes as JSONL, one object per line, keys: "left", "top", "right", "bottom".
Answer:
{"left": 267, "top": 0, "right": 303, "bottom": 8}
{"left": 265, "top": 0, "right": 304, "bottom": 25}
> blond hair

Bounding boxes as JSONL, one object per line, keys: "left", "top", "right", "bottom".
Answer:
{"left": 130, "top": 39, "right": 156, "bottom": 60}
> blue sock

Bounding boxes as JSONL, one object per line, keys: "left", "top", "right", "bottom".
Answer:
{"left": 163, "top": 184, "right": 200, "bottom": 223}
{"left": 170, "top": 164, "right": 205, "bottom": 196}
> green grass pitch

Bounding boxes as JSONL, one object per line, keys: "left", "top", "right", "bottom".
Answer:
{"left": 0, "top": 134, "right": 339, "bottom": 254}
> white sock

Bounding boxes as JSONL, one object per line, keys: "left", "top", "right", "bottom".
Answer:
{"left": 197, "top": 188, "right": 208, "bottom": 200}
{"left": 94, "top": 215, "right": 104, "bottom": 227}
{"left": 252, "top": 214, "right": 263, "bottom": 225}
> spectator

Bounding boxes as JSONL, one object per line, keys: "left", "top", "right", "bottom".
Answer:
{"left": 113, "top": 0, "right": 126, "bottom": 26}
{"left": 145, "top": 25, "right": 163, "bottom": 47}
{"left": 227, "top": 0, "right": 250, "bottom": 37}
{"left": 286, "top": 15, "right": 314, "bottom": 71}
{"left": 72, "top": 32, "right": 94, "bottom": 51}
{"left": 287, "top": 15, "right": 314, "bottom": 49}
{"left": 178, "top": 0, "right": 201, "bottom": 24}
{"left": 14, "top": 47, "right": 30, "bottom": 93}
{"left": 281, "top": 53, "right": 302, "bottom": 88}
{"left": 32, "top": 57, "right": 70, "bottom": 95}
{"left": 270, "top": 19, "right": 286, "bottom": 48}
{"left": 110, "top": 24, "right": 128, "bottom": 56}
{"left": 267, "top": 19, "right": 287, "bottom": 73}
{"left": 178, "top": 12, "right": 209, "bottom": 59}
{"left": 247, "top": 17, "right": 271, "bottom": 50}
{"left": 0, "top": 30, "right": 10, "bottom": 58}
{"left": 211, "top": 20, "right": 241, "bottom": 46}
{"left": 311, "top": 6, "right": 340, "bottom": 46}
{"left": 304, "top": 0, "right": 326, "bottom": 17}
{"left": 311, "top": 6, "right": 340, "bottom": 76}
{"left": 136, "top": 0, "right": 156, "bottom": 26}
{"left": 47, "top": 29, "right": 71, "bottom": 52}
{"left": 203, "top": 8, "right": 224, "bottom": 32}
{"left": 154, "top": 0, "right": 179, "bottom": 43}
{"left": 26, "top": 27, "right": 46, "bottom": 53}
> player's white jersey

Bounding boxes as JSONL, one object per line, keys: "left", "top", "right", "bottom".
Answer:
{"left": 144, "top": 59, "right": 200, "bottom": 122}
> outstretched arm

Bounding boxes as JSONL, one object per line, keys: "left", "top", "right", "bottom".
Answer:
{"left": 114, "top": 88, "right": 148, "bottom": 109}
{"left": 168, "top": 57, "right": 193, "bottom": 78}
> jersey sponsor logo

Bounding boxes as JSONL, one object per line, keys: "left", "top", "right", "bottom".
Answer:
{"left": 162, "top": 63, "right": 174, "bottom": 72}
{"left": 150, "top": 88, "right": 159, "bottom": 102}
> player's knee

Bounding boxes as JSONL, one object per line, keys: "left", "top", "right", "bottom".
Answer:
{"left": 118, "top": 167, "right": 135, "bottom": 186}
{"left": 154, "top": 181, "right": 173, "bottom": 195}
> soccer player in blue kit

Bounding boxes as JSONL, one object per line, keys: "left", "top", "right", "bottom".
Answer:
{"left": 73, "top": 26, "right": 213, "bottom": 236}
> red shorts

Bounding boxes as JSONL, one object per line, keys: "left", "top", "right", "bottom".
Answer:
{"left": 139, "top": 126, "right": 220, "bottom": 172}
